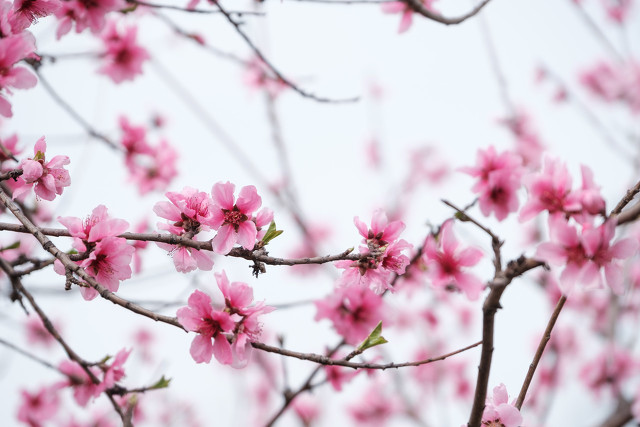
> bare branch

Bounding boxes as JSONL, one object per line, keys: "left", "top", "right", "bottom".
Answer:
{"left": 405, "top": 0, "right": 493, "bottom": 26}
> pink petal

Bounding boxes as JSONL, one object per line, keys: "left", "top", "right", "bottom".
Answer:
{"left": 236, "top": 185, "right": 261, "bottom": 214}
{"left": 381, "top": 1, "right": 405, "bottom": 13}
{"left": 354, "top": 216, "right": 368, "bottom": 238}
{"left": 153, "top": 201, "right": 182, "bottom": 221}
{"left": 173, "top": 246, "right": 197, "bottom": 273}
{"left": 398, "top": 10, "right": 413, "bottom": 33}
{"left": 604, "top": 263, "right": 624, "bottom": 294}
{"left": 440, "top": 221, "right": 458, "bottom": 254}
{"left": 236, "top": 221, "right": 257, "bottom": 250}
{"left": 212, "top": 334, "right": 233, "bottom": 365}
{"left": 457, "top": 247, "right": 483, "bottom": 267}
{"left": 190, "top": 334, "right": 214, "bottom": 363}
{"left": 211, "top": 224, "right": 236, "bottom": 254}
{"left": 211, "top": 181, "right": 235, "bottom": 210}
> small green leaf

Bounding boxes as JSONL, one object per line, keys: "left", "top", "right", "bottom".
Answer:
{"left": 261, "top": 221, "right": 283, "bottom": 246}
{"left": 0, "top": 241, "right": 20, "bottom": 252}
{"left": 149, "top": 375, "right": 172, "bottom": 390}
{"left": 454, "top": 211, "right": 470, "bottom": 221}
{"left": 356, "top": 321, "right": 388, "bottom": 352}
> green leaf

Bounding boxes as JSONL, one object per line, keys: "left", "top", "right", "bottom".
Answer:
{"left": 149, "top": 375, "right": 171, "bottom": 390}
{"left": 261, "top": 221, "right": 283, "bottom": 246}
{"left": 356, "top": 321, "right": 388, "bottom": 352}
{"left": 0, "top": 241, "right": 20, "bottom": 252}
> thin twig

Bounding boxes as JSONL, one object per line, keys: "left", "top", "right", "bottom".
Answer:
{"left": 515, "top": 295, "right": 567, "bottom": 409}
{"left": 406, "top": 0, "right": 493, "bottom": 26}
{"left": 0, "top": 336, "right": 59, "bottom": 371}
{"left": 128, "top": 0, "right": 263, "bottom": 15}
{"left": 610, "top": 179, "right": 640, "bottom": 216}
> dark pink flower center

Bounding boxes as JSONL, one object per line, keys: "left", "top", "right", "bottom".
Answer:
{"left": 198, "top": 316, "right": 223, "bottom": 337}
{"left": 223, "top": 207, "right": 248, "bottom": 231}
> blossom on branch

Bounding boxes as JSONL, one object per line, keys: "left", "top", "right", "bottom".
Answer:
{"left": 422, "top": 220, "right": 484, "bottom": 300}
{"left": 381, "top": 0, "right": 438, "bottom": 34}
{"left": 54, "top": 0, "right": 125, "bottom": 38}
{"left": 481, "top": 383, "right": 523, "bottom": 427}
{"left": 0, "top": 31, "right": 37, "bottom": 117}
{"left": 13, "top": 137, "right": 70, "bottom": 201}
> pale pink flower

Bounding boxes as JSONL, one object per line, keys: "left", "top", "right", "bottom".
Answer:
{"left": 0, "top": 32, "right": 37, "bottom": 117}
{"left": 460, "top": 146, "right": 523, "bottom": 221}
{"left": 325, "top": 361, "right": 359, "bottom": 391}
{"left": 58, "top": 204, "right": 129, "bottom": 249}
{"left": 209, "top": 182, "right": 269, "bottom": 254}
{"left": 381, "top": 0, "right": 437, "bottom": 33}
{"left": 54, "top": 0, "right": 125, "bottom": 38}
{"left": 243, "top": 57, "right": 287, "bottom": 97}
{"left": 24, "top": 315, "right": 57, "bottom": 348}
{"left": 482, "top": 383, "right": 523, "bottom": 427}
{"left": 601, "top": 0, "right": 633, "bottom": 23}
{"left": 128, "top": 139, "right": 178, "bottom": 194}
{"left": 13, "top": 137, "right": 70, "bottom": 201}
{"left": 315, "top": 284, "right": 386, "bottom": 345}
{"left": 0, "top": 133, "right": 21, "bottom": 162}
{"left": 58, "top": 360, "right": 105, "bottom": 406}
{"left": 499, "top": 111, "right": 546, "bottom": 169}
{"left": 354, "top": 209, "right": 405, "bottom": 246}
{"left": 131, "top": 328, "right": 154, "bottom": 362}
{"left": 177, "top": 289, "right": 235, "bottom": 364}
{"left": 580, "top": 60, "right": 640, "bottom": 113}
{"left": 422, "top": 220, "right": 484, "bottom": 300}
{"left": 580, "top": 346, "right": 638, "bottom": 395}
{"left": 519, "top": 156, "right": 581, "bottom": 221}
{"left": 157, "top": 242, "right": 214, "bottom": 274}
{"left": 575, "top": 165, "right": 606, "bottom": 217}
{"left": 119, "top": 116, "right": 153, "bottom": 159}
{"left": 17, "top": 385, "right": 60, "bottom": 426}
{"left": 98, "top": 20, "right": 149, "bottom": 84}
{"left": 348, "top": 382, "right": 403, "bottom": 425}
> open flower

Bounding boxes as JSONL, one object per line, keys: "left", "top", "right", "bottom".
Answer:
{"left": 13, "top": 137, "right": 70, "bottom": 201}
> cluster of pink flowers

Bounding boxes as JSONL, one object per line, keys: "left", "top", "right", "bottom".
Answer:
{"left": 54, "top": 205, "right": 134, "bottom": 300}
{"left": 536, "top": 214, "right": 636, "bottom": 294}
{"left": 13, "top": 137, "right": 71, "bottom": 201}
{"left": 422, "top": 220, "right": 484, "bottom": 300}
{"left": 335, "top": 209, "right": 412, "bottom": 294}
{"left": 461, "top": 146, "right": 523, "bottom": 221}
{"left": 119, "top": 116, "right": 178, "bottom": 194}
{"left": 54, "top": 0, "right": 124, "bottom": 38}
{"left": 580, "top": 59, "right": 640, "bottom": 114}
{"left": 381, "top": 0, "right": 438, "bottom": 33}
{"left": 176, "top": 271, "right": 274, "bottom": 367}
{"left": 154, "top": 182, "right": 272, "bottom": 273}
{"left": 579, "top": 346, "right": 638, "bottom": 396}
{"left": 98, "top": 20, "right": 150, "bottom": 84}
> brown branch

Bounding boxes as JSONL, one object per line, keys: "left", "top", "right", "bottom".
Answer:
{"left": 0, "top": 336, "right": 58, "bottom": 371}
{"left": 611, "top": 179, "right": 640, "bottom": 216}
{"left": 0, "top": 169, "right": 22, "bottom": 182}
{"left": 515, "top": 295, "right": 567, "bottom": 409}
{"left": 127, "top": 0, "right": 263, "bottom": 15}
{"left": 252, "top": 340, "right": 481, "bottom": 370}
{"left": 406, "top": 0, "right": 492, "bottom": 26}
{"left": 598, "top": 398, "right": 633, "bottom": 427}
{"left": 0, "top": 221, "right": 360, "bottom": 266}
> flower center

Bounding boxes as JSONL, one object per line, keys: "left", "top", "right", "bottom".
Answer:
{"left": 223, "top": 207, "right": 248, "bottom": 231}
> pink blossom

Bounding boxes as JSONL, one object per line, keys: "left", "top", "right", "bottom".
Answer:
{"left": 176, "top": 289, "right": 235, "bottom": 364}
{"left": 381, "top": 0, "right": 437, "bottom": 33}
{"left": 243, "top": 57, "right": 287, "bottom": 97}
{"left": 154, "top": 187, "right": 215, "bottom": 272}
{"left": 519, "top": 156, "right": 582, "bottom": 221}
{"left": 354, "top": 208, "right": 405, "bottom": 246}
{"left": 460, "top": 146, "right": 523, "bottom": 221}
{"left": 13, "top": 137, "right": 70, "bottom": 201}
{"left": 422, "top": 220, "right": 484, "bottom": 300}
{"left": 575, "top": 165, "right": 606, "bottom": 217}
{"left": 348, "top": 382, "right": 403, "bottom": 425}
{"left": 325, "top": 362, "right": 359, "bottom": 391}
{"left": 482, "top": 383, "right": 523, "bottom": 427}
{"left": 17, "top": 385, "right": 60, "bottom": 426}
{"left": 315, "top": 284, "right": 386, "bottom": 345}
{"left": 131, "top": 328, "right": 154, "bottom": 362}
{"left": 102, "top": 348, "right": 131, "bottom": 389}
{"left": 58, "top": 360, "right": 105, "bottom": 406}
{"left": 215, "top": 270, "right": 274, "bottom": 367}
{"left": 58, "top": 204, "right": 129, "bottom": 249}
{"left": 536, "top": 215, "right": 636, "bottom": 294}
{"left": 24, "top": 315, "right": 57, "bottom": 348}
{"left": 54, "top": 0, "right": 125, "bottom": 38}
{"left": 11, "top": 0, "right": 61, "bottom": 31}
{"left": 0, "top": 32, "right": 37, "bottom": 117}
{"left": 580, "top": 60, "right": 640, "bottom": 114}
{"left": 98, "top": 20, "right": 149, "bottom": 84}
{"left": 292, "top": 395, "right": 320, "bottom": 426}
{"left": 601, "top": 0, "right": 633, "bottom": 23}
{"left": 209, "top": 182, "right": 269, "bottom": 254}
{"left": 580, "top": 346, "right": 638, "bottom": 395}
{"left": 129, "top": 139, "right": 178, "bottom": 194}
{"left": 0, "top": 133, "right": 21, "bottom": 162}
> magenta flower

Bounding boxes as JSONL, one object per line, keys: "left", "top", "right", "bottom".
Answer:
{"left": 11, "top": 0, "right": 61, "bottom": 31}
{"left": 460, "top": 146, "right": 523, "bottom": 221}
{"left": 209, "top": 182, "right": 269, "bottom": 254}
{"left": 482, "top": 383, "right": 523, "bottom": 427}
{"left": 381, "top": 0, "right": 437, "bottom": 33}
{"left": 0, "top": 32, "right": 37, "bottom": 117}
{"left": 98, "top": 20, "right": 150, "bottom": 84}
{"left": 24, "top": 315, "right": 57, "bottom": 348}
{"left": 580, "top": 346, "right": 638, "bottom": 395}
{"left": 354, "top": 208, "right": 405, "bottom": 246}
{"left": 422, "top": 220, "right": 484, "bottom": 300}
{"left": 13, "top": 137, "right": 70, "bottom": 201}
{"left": 519, "top": 156, "right": 582, "bottom": 221}
{"left": 536, "top": 215, "right": 636, "bottom": 294}
{"left": 17, "top": 385, "right": 60, "bottom": 426}
{"left": 177, "top": 289, "right": 235, "bottom": 364}
{"left": 59, "top": 204, "right": 129, "bottom": 250}
{"left": 315, "top": 284, "right": 386, "bottom": 345}
{"left": 102, "top": 348, "right": 131, "bottom": 389}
